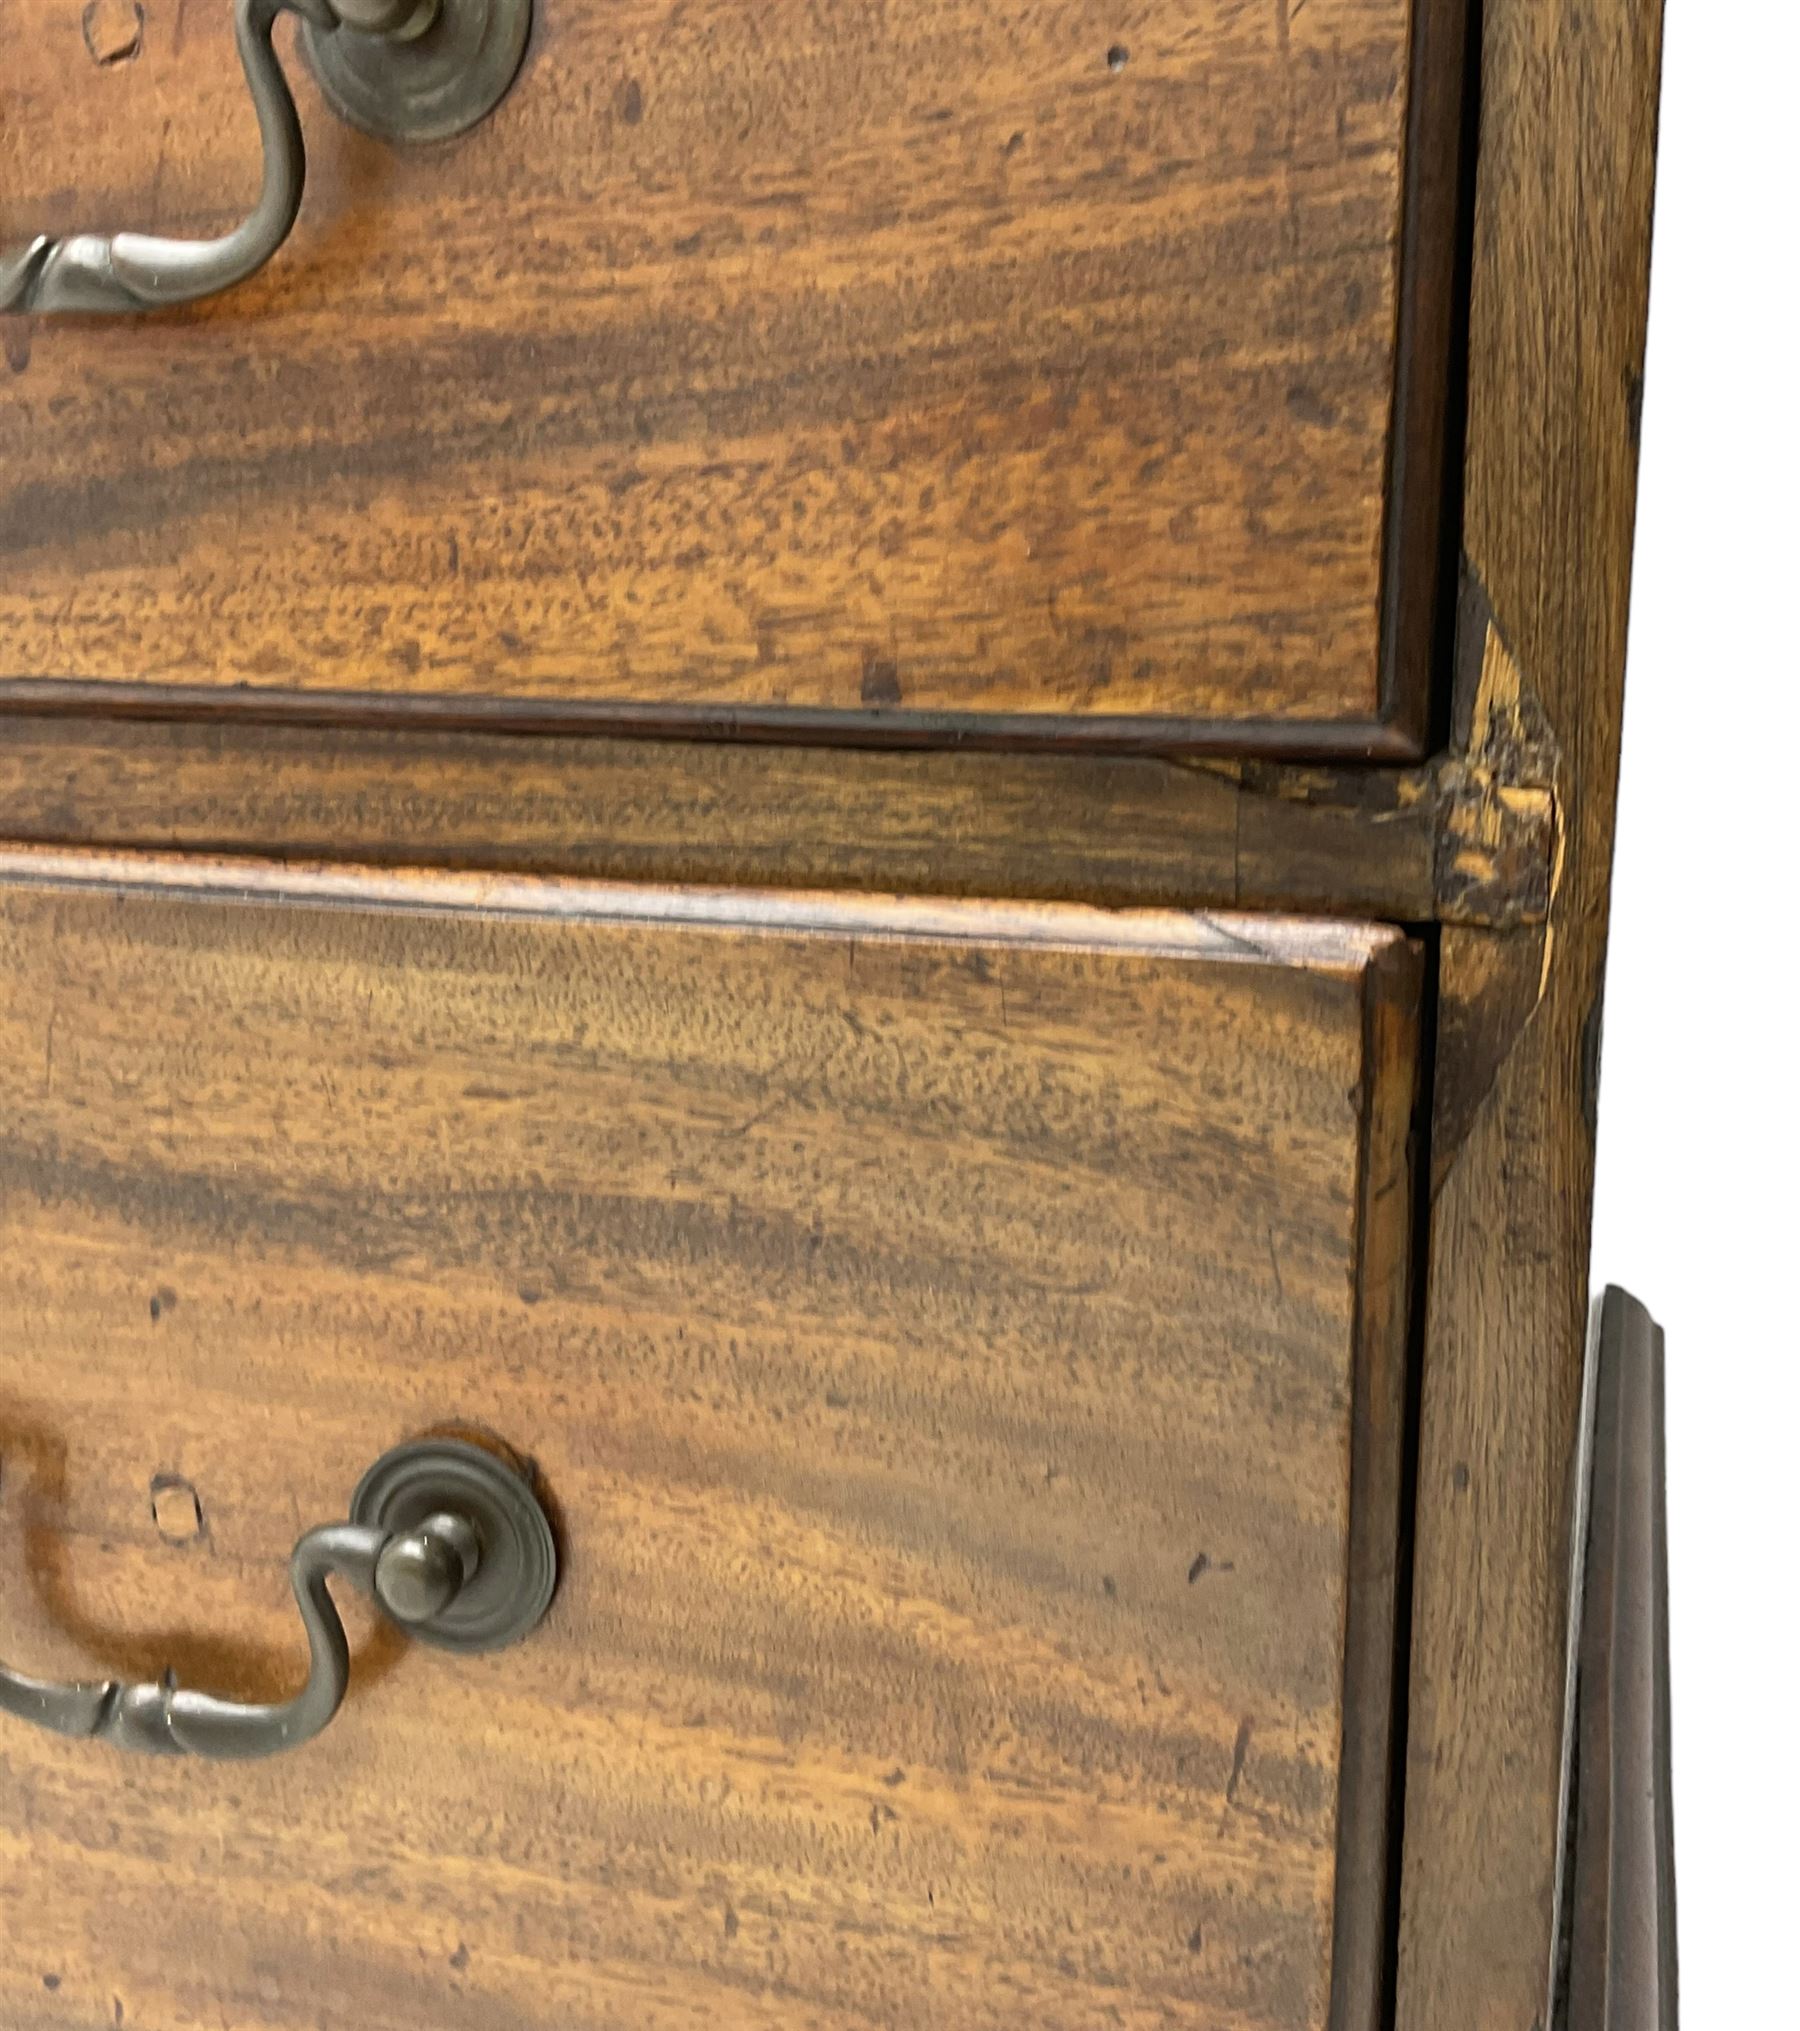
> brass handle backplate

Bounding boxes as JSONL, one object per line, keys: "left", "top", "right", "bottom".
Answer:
{"left": 0, "top": 1438, "right": 557, "bottom": 1760}
{"left": 0, "top": 0, "right": 530, "bottom": 317}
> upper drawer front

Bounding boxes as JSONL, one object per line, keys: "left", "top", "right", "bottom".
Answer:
{"left": 0, "top": 857, "right": 1417, "bottom": 2030}
{"left": 0, "top": 1, "right": 1457, "bottom": 747}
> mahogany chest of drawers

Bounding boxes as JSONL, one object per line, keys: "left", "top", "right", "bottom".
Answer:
{"left": 1, "top": 1, "right": 1669, "bottom": 2025}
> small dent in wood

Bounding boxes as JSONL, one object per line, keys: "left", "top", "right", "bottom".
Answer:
{"left": 859, "top": 655, "right": 903, "bottom": 707}
{"left": 1286, "top": 384, "right": 1339, "bottom": 429}
{"left": 149, "top": 1473, "right": 205, "bottom": 1544}
{"left": 80, "top": 0, "right": 142, "bottom": 65}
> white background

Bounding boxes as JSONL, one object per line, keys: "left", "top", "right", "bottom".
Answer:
{"left": 1588, "top": 4, "right": 1800, "bottom": 2019}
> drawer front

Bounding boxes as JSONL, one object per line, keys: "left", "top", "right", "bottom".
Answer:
{"left": 0, "top": 856, "right": 1417, "bottom": 2029}
{"left": 0, "top": 0, "right": 1459, "bottom": 747}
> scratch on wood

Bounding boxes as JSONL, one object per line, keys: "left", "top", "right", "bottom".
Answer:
{"left": 1225, "top": 1716, "right": 1254, "bottom": 1807}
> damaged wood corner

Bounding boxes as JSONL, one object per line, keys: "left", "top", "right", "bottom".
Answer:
{"left": 1424, "top": 563, "right": 1570, "bottom": 1187}
{"left": 1185, "top": 560, "right": 1564, "bottom": 932}
{"left": 1430, "top": 625, "right": 1560, "bottom": 930}
{"left": 1437, "top": 561, "right": 1566, "bottom": 928}
{"left": 1181, "top": 561, "right": 1569, "bottom": 1190}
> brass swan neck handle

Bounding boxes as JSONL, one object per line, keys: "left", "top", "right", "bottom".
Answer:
{"left": 0, "top": 0, "right": 530, "bottom": 317}
{"left": 0, "top": 1439, "right": 556, "bottom": 1760}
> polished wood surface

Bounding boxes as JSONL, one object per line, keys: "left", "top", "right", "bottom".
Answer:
{"left": 0, "top": 853, "right": 1418, "bottom": 2030}
{"left": 0, "top": 0, "right": 1455, "bottom": 747}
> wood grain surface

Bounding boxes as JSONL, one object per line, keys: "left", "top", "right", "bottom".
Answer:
{"left": 0, "top": 0, "right": 1454, "bottom": 747}
{"left": 0, "top": 852, "right": 1419, "bottom": 2031}
{"left": 1392, "top": 0, "right": 1666, "bottom": 2021}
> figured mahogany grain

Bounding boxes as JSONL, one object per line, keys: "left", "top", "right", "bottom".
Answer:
{"left": 0, "top": 852, "right": 1418, "bottom": 2031}
{"left": 0, "top": 0, "right": 1455, "bottom": 746}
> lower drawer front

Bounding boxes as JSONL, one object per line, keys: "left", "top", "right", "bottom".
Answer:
{"left": 0, "top": 855, "right": 1418, "bottom": 2031}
